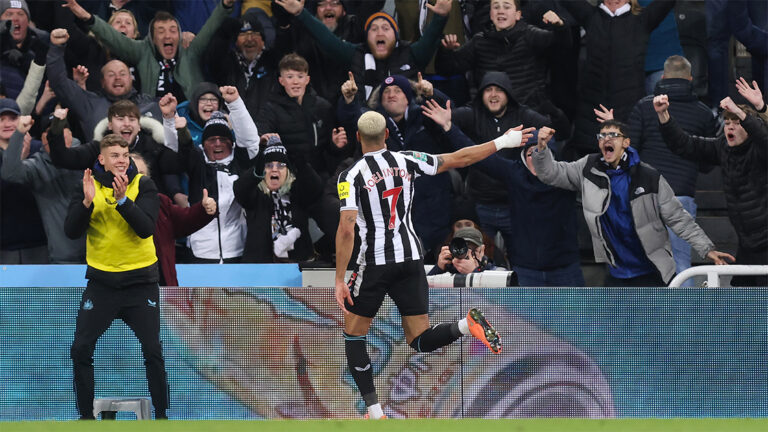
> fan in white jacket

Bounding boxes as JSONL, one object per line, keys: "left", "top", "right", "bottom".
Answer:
{"left": 160, "top": 86, "right": 260, "bottom": 262}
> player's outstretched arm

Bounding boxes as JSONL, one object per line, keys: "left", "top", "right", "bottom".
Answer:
{"left": 435, "top": 126, "right": 534, "bottom": 174}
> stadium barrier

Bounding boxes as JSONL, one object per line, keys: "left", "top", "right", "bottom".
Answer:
{"left": 0, "top": 264, "right": 302, "bottom": 287}
{"left": 2, "top": 284, "right": 766, "bottom": 420}
{"left": 668, "top": 265, "right": 768, "bottom": 287}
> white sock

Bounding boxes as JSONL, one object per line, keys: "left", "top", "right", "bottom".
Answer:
{"left": 458, "top": 318, "right": 470, "bottom": 335}
{"left": 367, "top": 403, "right": 384, "bottom": 419}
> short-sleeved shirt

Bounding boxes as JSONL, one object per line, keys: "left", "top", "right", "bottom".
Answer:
{"left": 337, "top": 148, "right": 439, "bottom": 265}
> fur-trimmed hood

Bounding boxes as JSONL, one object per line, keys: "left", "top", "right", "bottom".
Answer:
{"left": 93, "top": 115, "right": 165, "bottom": 143}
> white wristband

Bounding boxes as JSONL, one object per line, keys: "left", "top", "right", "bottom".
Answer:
{"left": 493, "top": 130, "right": 523, "bottom": 151}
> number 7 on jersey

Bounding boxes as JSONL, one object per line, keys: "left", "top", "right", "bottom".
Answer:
{"left": 382, "top": 186, "right": 403, "bottom": 230}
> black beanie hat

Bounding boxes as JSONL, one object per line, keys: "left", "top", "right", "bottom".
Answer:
{"left": 262, "top": 135, "right": 289, "bottom": 165}
{"left": 201, "top": 111, "right": 234, "bottom": 143}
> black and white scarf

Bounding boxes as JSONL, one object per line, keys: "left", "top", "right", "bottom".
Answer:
{"left": 270, "top": 192, "right": 293, "bottom": 239}
{"left": 157, "top": 58, "right": 177, "bottom": 95}
{"left": 236, "top": 52, "right": 262, "bottom": 86}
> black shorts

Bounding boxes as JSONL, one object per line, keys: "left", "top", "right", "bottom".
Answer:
{"left": 346, "top": 260, "right": 429, "bottom": 318}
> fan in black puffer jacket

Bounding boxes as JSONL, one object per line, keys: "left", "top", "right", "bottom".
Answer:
{"left": 561, "top": 0, "right": 676, "bottom": 158}
{"left": 436, "top": 4, "right": 571, "bottom": 139}
{"left": 233, "top": 139, "right": 322, "bottom": 263}
{"left": 256, "top": 75, "right": 342, "bottom": 179}
{"left": 629, "top": 76, "right": 717, "bottom": 199}
{"left": 659, "top": 101, "right": 768, "bottom": 286}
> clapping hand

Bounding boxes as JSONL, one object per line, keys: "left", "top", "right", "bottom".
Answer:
{"left": 112, "top": 172, "right": 128, "bottom": 202}
{"left": 82, "top": 168, "right": 95, "bottom": 207}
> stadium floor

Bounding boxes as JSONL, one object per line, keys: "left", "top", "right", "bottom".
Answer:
{"left": 3, "top": 419, "right": 768, "bottom": 431}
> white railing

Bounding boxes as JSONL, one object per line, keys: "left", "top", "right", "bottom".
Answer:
{"left": 668, "top": 265, "right": 768, "bottom": 287}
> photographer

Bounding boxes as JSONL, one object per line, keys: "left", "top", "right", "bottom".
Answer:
{"left": 428, "top": 227, "right": 498, "bottom": 275}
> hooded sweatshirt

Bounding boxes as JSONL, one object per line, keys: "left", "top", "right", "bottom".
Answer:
{"left": 177, "top": 82, "right": 226, "bottom": 146}
{"left": 453, "top": 72, "right": 550, "bottom": 206}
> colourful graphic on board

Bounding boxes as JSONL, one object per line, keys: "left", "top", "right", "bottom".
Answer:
{"left": 161, "top": 287, "right": 614, "bottom": 418}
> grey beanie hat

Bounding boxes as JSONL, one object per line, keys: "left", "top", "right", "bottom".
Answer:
{"left": 0, "top": 0, "right": 30, "bottom": 18}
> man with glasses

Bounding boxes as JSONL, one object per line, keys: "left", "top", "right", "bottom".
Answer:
{"left": 531, "top": 122, "right": 734, "bottom": 287}
{"left": 171, "top": 86, "right": 260, "bottom": 263}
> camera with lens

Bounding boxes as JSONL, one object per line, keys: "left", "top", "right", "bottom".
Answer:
{"left": 449, "top": 237, "right": 469, "bottom": 260}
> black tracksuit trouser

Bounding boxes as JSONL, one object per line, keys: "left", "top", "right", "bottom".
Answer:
{"left": 70, "top": 280, "right": 168, "bottom": 418}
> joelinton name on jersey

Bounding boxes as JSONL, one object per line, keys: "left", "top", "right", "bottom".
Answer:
{"left": 338, "top": 148, "right": 439, "bottom": 266}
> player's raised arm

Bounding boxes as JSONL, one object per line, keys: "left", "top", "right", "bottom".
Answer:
{"left": 435, "top": 125, "right": 535, "bottom": 174}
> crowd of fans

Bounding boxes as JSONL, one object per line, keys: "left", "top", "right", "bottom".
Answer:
{"left": 1, "top": 0, "right": 766, "bottom": 286}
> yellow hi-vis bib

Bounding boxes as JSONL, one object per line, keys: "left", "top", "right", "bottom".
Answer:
{"left": 86, "top": 173, "right": 157, "bottom": 272}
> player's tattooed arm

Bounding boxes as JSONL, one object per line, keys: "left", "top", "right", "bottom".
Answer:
{"left": 344, "top": 213, "right": 356, "bottom": 224}
{"left": 435, "top": 155, "right": 445, "bottom": 170}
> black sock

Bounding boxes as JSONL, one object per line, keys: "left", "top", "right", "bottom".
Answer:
{"left": 409, "top": 322, "right": 462, "bottom": 353}
{"left": 344, "top": 332, "right": 377, "bottom": 406}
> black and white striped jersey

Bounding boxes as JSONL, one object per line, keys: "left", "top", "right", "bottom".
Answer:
{"left": 338, "top": 148, "right": 440, "bottom": 266}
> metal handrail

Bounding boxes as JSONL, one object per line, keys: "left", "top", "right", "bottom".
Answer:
{"left": 668, "top": 265, "right": 768, "bottom": 287}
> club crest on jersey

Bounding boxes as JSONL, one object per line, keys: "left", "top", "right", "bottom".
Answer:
{"left": 338, "top": 181, "right": 351, "bottom": 200}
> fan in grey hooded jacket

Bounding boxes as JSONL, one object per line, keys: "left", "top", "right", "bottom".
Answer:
{"left": 531, "top": 123, "right": 734, "bottom": 287}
